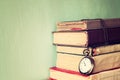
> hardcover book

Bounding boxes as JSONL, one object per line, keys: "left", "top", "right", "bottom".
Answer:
{"left": 49, "top": 67, "right": 120, "bottom": 80}
{"left": 53, "top": 27, "right": 120, "bottom": 47}
{"left": 56, "top": 52, "right": 120, "bottom": 74}
{"left": 57, "top": 18, "right": 120, "bottom": 31}
{"left": 56, "top": 43, "right": 120, "bottom": 56}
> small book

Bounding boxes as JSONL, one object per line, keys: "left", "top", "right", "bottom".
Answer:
{"left": 57, "top": 18, "right": 120, "bottom": 31}
{"left": 56, "top": 51, "right": 120, "bottom": 74}
{"left": 49, "top": 67, "right": 120, "bottom": 80}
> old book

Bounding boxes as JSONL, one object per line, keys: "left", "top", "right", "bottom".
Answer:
{"left": 49, "top": 67, "right": 120, "bottom": 80}
{"left": 56, "top": 52, "right": 120, "bottom": 74}
{"left": 56, "top": 43, "right": 120, "bottom": 56}
{"left": 53, "top": 27, "right": 120, "bottom": 47}
{"left": 57, "top": 18, "right": 120, "bottom": 31}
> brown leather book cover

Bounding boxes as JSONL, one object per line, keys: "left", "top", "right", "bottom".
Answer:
{"left": 107, "top": 27, "right": 120, "bottom": 43}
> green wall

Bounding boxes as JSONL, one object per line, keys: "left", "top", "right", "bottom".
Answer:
{"left": 0, "top": 0, "right": 120, "bottom": 80}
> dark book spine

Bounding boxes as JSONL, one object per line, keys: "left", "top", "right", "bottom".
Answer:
{"left": 107, "top": 27, "right": 120, "bottom": 44}
{"left": 87, "top": 29, "right": 106, "bottom": 47}
{"left": 87, "top": 27, "right": 120, "bottom": 47}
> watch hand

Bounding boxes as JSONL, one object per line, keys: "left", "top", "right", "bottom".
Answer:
{"left": 84, "top": 61, "right": 86, "bottom": 66}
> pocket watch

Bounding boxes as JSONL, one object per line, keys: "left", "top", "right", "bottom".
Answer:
{"left": 78, "top": 56, "right": 94, "bottom": 75}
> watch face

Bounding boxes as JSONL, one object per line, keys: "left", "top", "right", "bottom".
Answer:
{"left": 78, "top": 56, "right": 94, "bottom": 75}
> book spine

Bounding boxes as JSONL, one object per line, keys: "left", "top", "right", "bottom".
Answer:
{"left": 107, "top": 27, "right": 120, "bottom": 44}
{"left": 87, "top": 29, "right": 105, "bottom": 47}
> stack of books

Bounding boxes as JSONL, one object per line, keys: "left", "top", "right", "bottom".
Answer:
{"left": 49, "top": 18, "right": 120, "bottom": 80}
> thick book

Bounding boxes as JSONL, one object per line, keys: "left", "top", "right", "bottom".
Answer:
{"left": 56, "top": 52, "right": 120, "bottom": 74}
{"left": 57, "top": 18, "right": 120, "bottom": 31}
{"left": 56, "top": 43, "right": 120, "bottom": 56}
{"left": 49, "top": 67, "right": 120, "bottom": 80}
{"left": 53, "top": 27, "right": 120, "bottom": 47}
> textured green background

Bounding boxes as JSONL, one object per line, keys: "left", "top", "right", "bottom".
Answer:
{"left": 0, "top": 0, "right": 120, "bottom": 80}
